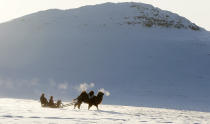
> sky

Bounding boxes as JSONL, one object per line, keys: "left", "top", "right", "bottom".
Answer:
{"left": 0, "top": 0, "right": 210, "bottom": 31}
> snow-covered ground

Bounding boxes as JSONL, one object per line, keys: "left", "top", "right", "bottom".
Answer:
{"left": 0, "top": 98, "right": 209, "bottom": 124}
{"left": 0, "top": 2, "right": 210, "bottom": 112}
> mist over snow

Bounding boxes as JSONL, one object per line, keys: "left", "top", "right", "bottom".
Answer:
{"left": 99, "top": 88, "right": 110, "bottom": 96}
{"left": 0, "top": 2, "right": 210, "bottom": 112}
{"left": 75, "top": 82, "right": 95, "bottom": 92}
{"left": 57, "top": 81, "right": 68, "bottom": 90}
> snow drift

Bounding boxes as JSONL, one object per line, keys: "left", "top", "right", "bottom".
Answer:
{"left": 0, "top": 2, "right": 210, "bottom": 112}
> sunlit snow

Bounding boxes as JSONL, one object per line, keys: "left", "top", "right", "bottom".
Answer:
{"left": 0, "top": 2, "right": 210, "bottom": 113}
{"left": 0, "top": 98, "right": 209, "bottom": 124}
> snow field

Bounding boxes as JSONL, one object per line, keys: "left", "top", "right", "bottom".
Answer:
{"left": 0, "top": 98, "right": 209, "bottom": 124}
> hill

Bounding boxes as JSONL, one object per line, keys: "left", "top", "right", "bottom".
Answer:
{"left": 0, "top": 2, "right": 210, "bottom": 111}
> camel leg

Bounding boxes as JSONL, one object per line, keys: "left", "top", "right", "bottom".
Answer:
{"left": 74, "top": 102, "right": 79, "bottom": 109}
{"left": 78, "top": 103, "right": 81, "bottom": 109}
{"left": 96, "top": 105, "right": 99, "bottom": 110}
{"left": 74, "top": 104, "right": 77, "bottom": 109}
{"left": 88, "top": 104, "right": 92, "bottom": 110}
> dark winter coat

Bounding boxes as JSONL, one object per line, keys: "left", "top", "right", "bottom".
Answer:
{"left": 48, "top": 96, "right": 55, "bottom": 107}
{"left": 40, "top": 94, "right": 48, "bottom": 106}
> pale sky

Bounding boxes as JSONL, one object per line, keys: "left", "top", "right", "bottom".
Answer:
{"left": 0, "top": 0, "right": 210, "bottom": 31}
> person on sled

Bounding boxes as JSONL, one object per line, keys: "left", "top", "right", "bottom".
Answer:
{"left": 40, "top": 93, "right": 48, "bottom": 107}
{"left": 56, "top": 100, "right": 63, "bottom": 108}
{"left": 48, "top": 96, "right": 56, "bottom": 107}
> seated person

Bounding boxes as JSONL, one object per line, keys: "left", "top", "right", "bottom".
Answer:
{"left": 48, "top": 96, "right": 56, "bottom": 107}
{"left": 56, "top": 100, "right": 63, "bottom": 108}
{"left": 40, "top": 93, "right": 48, "bottom": 107}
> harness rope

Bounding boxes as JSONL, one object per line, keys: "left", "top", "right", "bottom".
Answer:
{"left": 61, "top": 100, "right": 77, "bottom": 108}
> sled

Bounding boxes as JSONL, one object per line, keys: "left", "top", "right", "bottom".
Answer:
{"left": 41, "top": 100, "right": 76, "bottom": 108}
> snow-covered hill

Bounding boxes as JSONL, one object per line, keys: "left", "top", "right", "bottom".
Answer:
{"left": 0, "top": 98, "right": 209, "bottom": 124}
{"left": 0, "top": 2, "right": 210, "bottom": 112}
